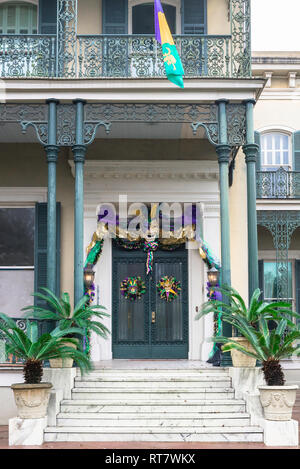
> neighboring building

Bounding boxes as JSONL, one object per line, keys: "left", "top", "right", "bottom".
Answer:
{"left": 0, "top": 0, "right": 297, "bottom": 443}
{"left": 252, "top": 52, "right": 300, "bottom": 322}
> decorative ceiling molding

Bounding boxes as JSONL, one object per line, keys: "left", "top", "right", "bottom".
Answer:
{"left": 68, "top": 160, "right": 219, "bottom": 182}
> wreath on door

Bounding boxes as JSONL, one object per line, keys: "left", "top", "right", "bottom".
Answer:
{"left": 120, "top": 276, "right": 146, "bottom": 301}
{"left": 157, "top": 275, "right": 181, "bottom": 302}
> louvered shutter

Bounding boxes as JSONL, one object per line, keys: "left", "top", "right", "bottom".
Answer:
{"left": 254, "top": 131, "right": 261, "bottom": 172}
{"left": 296, "top": 260, "right": 300, "bottom": 323}
{"left": 182, "top": 0, "right": 206, "bottom": 35}
{"left": 258, "top": 259, "right": 264, "bottom": 300}
{"left": 103, "top": 0, "right": 128, "bottom": 34}
{"left": 39, "top": 0, "right": 57, "bottom": 34}
{"left": 293, "top": 131, "right": 300, "bottom": 171}
{"left": 34, "top": 203, "right": 61, "bottom": 308}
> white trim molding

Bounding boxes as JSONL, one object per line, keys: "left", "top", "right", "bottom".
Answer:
{"left": 0, "top": 187, "right": 47, "bottom": 205}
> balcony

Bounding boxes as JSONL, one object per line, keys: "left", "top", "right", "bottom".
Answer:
{"left": 0, "top": 32, "right": 250, "bottom": 80}
{"left": 256, "top": 167, "right": 300, "bottom": 199}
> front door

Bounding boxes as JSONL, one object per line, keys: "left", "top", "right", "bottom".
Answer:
{"left": 112, "top": 243, "right": 188, "bottom": 358}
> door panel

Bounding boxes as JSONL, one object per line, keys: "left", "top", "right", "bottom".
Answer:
{"left": 112, "top": 244, "right": 188, "bottom": 359}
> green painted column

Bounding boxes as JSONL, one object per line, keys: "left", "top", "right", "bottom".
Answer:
{"left": 72, "top": 99, "right": 87, "bottom": 305}
{"left": 216, "top": 99, "right": 232, "bottom": 366}
{"left": 45, "top": 99, "right": 59, "bottom": 294}
{"left": 243, "top": 100, "right": 259, "bottom": 299}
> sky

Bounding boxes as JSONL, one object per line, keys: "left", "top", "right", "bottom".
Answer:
{"left": 251, "top": 0, "right": 300, "bottom": 51}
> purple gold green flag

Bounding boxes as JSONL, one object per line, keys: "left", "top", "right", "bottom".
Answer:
{"left": 154, "top": 0, "right": 184, "bottom": 88}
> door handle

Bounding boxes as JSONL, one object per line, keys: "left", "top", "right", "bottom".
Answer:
{"left": 152, "top": 311, "right": 156, "bottom": 324}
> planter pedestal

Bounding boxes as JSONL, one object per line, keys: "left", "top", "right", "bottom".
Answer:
{"left": 9, "top": 416, "right": 47, "bottom": 446}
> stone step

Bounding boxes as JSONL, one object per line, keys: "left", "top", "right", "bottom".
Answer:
{"left": 56, "top": 416, "right": 251, "bottom": 428}
{"left": 44, "top": 426, "right": 263, "bottom": 443}
{"left": 60, "top": 399, "right": 246, "bottom": 414}
{"left": 79, "top": 370, "right": 229, "bottom": 377}
{"left": 71, "top": 388, "right": 235, "bottom": 400}
{"left": 75, "top": 378, "right": 232, "bottom": 387}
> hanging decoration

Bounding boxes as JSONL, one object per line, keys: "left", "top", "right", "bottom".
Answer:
{"left": 157, "top": 276, "right": 181, "bottom": 302}
{"left": 143, "top": 240, "right": 159, "bottom": 275}
{"left": 120, "top": 276, "right": 146, "bottom": 301}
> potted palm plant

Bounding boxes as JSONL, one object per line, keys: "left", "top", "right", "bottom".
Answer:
{"left": 197, "top": 285, "right": 298, "bottom": 367}
{"left": 0, "top": 313, "right": 91, "bottom": 419}
{"left": 217, "top": 316, "right": 300, "bottom": 420}
{"left": 23, "top": 288, "right": 110, "bottom": 368}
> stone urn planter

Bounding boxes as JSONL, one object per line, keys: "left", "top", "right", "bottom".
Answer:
{"left": 49, "top": 339, "right": 78, "bottom": 369}
{"left": 11, "top": 383, "right": 52, "bottom": 419}
{"left": 230, "top": 337, "right": 257, "bottom": 368}
{"left": 258, "top": 385, "right": 299, "bottom": 421}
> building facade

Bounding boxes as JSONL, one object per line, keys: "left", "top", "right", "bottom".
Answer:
{"left": 2, "top": 0, "right": 298, "bottom": 428}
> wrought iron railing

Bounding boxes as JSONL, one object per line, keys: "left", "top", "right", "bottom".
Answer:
{"left": 78, "top": 34, "right": 232, "bottom": 79}
{"left": 256, "top": 168, "right": 300, "bottom": 199}
{"left": 0, "top": 33, "right": 249, "bottom": 79}
{"left": 0, "top": 318, "right": 54, "bottom": 365}
{"left": 0, "top": 35, "right": 57, "bottom": 78}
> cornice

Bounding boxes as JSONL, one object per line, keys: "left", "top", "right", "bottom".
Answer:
{"left": 68, "top": 160, "right": 219, "bottom": 181}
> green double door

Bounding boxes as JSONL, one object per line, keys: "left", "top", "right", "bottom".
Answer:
{"left": 112, "top": 244, "right": 188, "bottom": 359}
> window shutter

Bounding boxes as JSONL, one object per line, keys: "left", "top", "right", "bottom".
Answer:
{"left": 103, "top": 0, "right": 128, "bottom": 34}
{"left": 296, "top": 260, "right": 300, "bottom": 323}
{"left": 254, "top": 131, "right": 261, "bottom": 172}
{"left": 39, "top": 0, "right": 57, "bottom": 34}
{"left": 293, "top": 131, "right": 300, "bottom": 171}
{"left": 181, "top": 0, "right": 207, "bottom": 35}
{"left": 34, "top": 202, "right": 61, "bottom": 308}
{"left": 258, "top": 259, "right": 264, "bottom": 300}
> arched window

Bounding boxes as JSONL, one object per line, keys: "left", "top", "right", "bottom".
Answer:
{"left": 261, "top": 132, "right": 291, "bottom": 171}
{"left": 0, "top": 2, "right": 37, "bottom": 34}
{"left": 132, "top": 3, "right": 176, "bottom": 35}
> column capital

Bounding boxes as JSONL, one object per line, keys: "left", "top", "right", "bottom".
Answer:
{"left": 215, "top": 99, "right": 229, "bottom": 105}
{"left": 72, "top": 144, "right": 87, "bottom": 163}
{"left": 216, "top": 144, "right": 231, "bottom": 164}
{"left": 44, "top": 144, "right": 59, "bottom": 163}
{"left": 46, "top": 98, "right": 60, "bottom": 105}
{"left": 243, "top": 143, "right": 259, "bottom": 164}
{"left": 242, "top": 99, "right": 256, "bottom": 106}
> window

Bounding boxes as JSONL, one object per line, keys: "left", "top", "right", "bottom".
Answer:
{"left": 0, "top": 207, "right": 35, "bottom": 317}
{"left": 0, "top": 2, "right": 37, "bottom": 34}
{"left": 263, "top": 261, "right": 293, "bottom": 303}
{"left": 132, "top": 3, "right": 176, "bottom": 35}
{"left": 261, "top": 132, "right": 291, "bottom": 171}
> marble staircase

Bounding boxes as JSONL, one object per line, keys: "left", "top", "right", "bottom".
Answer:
{"left": 44, "top": 366, "right": 263, "bottom": 442}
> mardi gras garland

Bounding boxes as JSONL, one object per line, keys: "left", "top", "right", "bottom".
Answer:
{"left": 120, "top": 276, "right": 146, "bottom": 301}
{"left": 157, "top": 276, "right": 181, "bottom": 302}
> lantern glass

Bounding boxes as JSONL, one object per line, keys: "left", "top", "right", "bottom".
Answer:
{"left": 84, "top": 264, "right": 95, "bottom": 288}
{"left": 207, "top": 267, "right": 219, "bottom": 287}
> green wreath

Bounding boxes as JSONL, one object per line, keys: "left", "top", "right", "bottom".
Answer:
{"left": 120, "top": 276, "right": 146, "bottom": 301}
{"left": 157, "top": 276, "right": 181, "bottom": 302}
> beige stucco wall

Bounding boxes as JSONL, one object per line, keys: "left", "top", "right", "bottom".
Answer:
{"left": 254, "top": 100, "right": 300, "bottom": 132}
{"left": 77, "top": 0, "right": 230, "bottom": 36}
{"left": 229, "top": 149, "right": 249, "bottom": 304}
{"left": 0, "top": 144, "right": 75, "bottom": 303}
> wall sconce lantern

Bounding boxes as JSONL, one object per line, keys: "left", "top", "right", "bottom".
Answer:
{"left": 207, "top": 267, "right": 220, "bottom": 287}
{"left": 83, "top": 263, "right": 95, "bottom": 289}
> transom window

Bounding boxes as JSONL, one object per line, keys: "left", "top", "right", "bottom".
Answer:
{"left": 261, "top": 132, "right": 291, "bottom": 171}
{"left": 0, "top": 2, "right": 37, "bottom": 34}
{"left": 132, "top": 3, "right": 176, "bottom": 35}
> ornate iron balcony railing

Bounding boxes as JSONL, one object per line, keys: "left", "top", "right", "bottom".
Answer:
{"left": 77, "top": 34, "right": 232, "bottom": 79}
{"left": 256, "top": 167, "right": 300, "bottom": 199}
{"left": 0, "top": 33, "right": 250, "bottom": 79}
{"left": 0, "top": 35, "right": 57, "bottom": 78}
{"left": 0, "top": 318, "right": 54, "bottom": 365}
